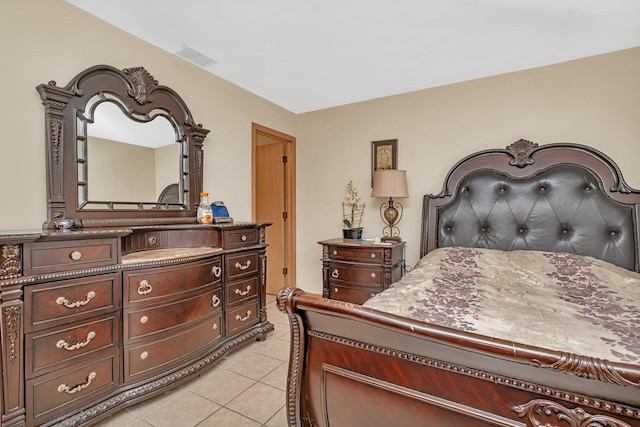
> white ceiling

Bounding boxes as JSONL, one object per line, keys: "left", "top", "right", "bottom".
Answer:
{"left": 67, "top": 0, "right": 640, "bottom": 113}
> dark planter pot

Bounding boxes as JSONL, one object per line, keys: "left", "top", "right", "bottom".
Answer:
{"left": 343, "top": 228, "right": 363, "bottom": 239}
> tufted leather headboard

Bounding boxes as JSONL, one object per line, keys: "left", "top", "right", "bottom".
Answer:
{"left": 421, "top": 140, "right": 640, "bottom": 272}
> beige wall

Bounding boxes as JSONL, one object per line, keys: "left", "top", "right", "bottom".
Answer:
{"left": 0, "top": 0, "right": 295, "bottom": 230}
{"left": 296, "top": 47, "right": 640, "bottom": 293}
{"left": 2, "top": 1, "right": 639, "bottom": 295}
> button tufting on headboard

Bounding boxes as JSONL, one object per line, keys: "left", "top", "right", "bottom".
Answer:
{"left": 435, "top": 166, "right": 636, "bottom": 270}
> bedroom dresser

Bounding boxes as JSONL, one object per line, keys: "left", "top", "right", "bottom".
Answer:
{"left": 0, "top": 64, "right": 273, "bottom": 426}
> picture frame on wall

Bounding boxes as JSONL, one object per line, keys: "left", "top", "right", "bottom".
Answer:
{"left": 371, "top": 139, "right": 398, "bottom": 186}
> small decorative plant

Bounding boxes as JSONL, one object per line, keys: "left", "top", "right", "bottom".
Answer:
{"left": 342, "top": 181, "right": 365, "bottom": 239}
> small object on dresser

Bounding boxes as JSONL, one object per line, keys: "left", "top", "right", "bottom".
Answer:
{"left": 212, "top": 201, "right": 233, "bottom": 224}
{"left": 196, "top": 192, "right": 213, "bottom": 224}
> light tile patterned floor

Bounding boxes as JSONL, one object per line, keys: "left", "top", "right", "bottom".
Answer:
{"left": 95, "top": 295, "right": 290, "bottom": 427}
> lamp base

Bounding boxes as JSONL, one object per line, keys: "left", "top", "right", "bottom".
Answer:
{"left": 382, "top": 236, "right": 402, "bottom": 242}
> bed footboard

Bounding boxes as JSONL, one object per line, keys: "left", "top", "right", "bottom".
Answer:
{"left": 277, "top": 287, "right": 640, "bottom": 427}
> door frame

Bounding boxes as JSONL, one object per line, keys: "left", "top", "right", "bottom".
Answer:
{"left": 252, "top": 123, "right": 296, "bottom": 287}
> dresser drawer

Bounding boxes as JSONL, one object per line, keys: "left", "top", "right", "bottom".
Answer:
{"left": 223, "top": 228, "right": 259, "bottom": 249}
{"left": 124, "top": 288, "right": 222, "bottom": 344}
{"left": 26, "top": 352, "right": 119, "bottom": 426}
{"left": 225, "top": 252, "right": 259, "bottom": 281}
{"left": 225, "top": 299, "right": 259, "bottom": 336}
{"left": 26, "top": 315, "right": 119, "bottom": 379}
{"left": 123, "top": 257, "right": 222, "bottom": 307}
{"left": 329, "top": 283, "right": 381, "bottom": 305}
{"left": 24, "top": 273, "right": 121, "bottom": 332}
{"left": 124, "top": 314, "right": 222, "bottom": 382}
{"left": 23, "top": 238, "right": 118, "bottom": 275}
{"left": 226, "top": 277, "right": 258, "bottom": 306}
{"left": 328, "top": 245, "right": 385, "bottom": 264}
{"left": 328, "top": 261, "right": 383, "bottom": 286}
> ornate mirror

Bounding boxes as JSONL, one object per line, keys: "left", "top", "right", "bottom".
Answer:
{"left": 37, "top": 65, "right": 209, "bottom": 229}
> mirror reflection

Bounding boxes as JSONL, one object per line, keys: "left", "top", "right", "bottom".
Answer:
{"left": 86, "top": 101, "right": 180, "bottom": 205}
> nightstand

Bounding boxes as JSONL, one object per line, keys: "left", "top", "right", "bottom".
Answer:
{"left": 319, "top": 238, "right": 405, "bottom": 304}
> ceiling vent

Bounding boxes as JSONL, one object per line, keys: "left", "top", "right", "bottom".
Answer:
{"left": 173, "top": 46, "right": 218, "bottom": 67}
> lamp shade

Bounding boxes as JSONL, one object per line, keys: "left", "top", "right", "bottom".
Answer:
{"left": 371, "top": 169, "right": 408, "bottom": 198}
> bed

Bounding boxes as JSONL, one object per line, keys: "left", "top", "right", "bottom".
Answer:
{"left": 277, "top": 140, "right": 640, "bottom": 427}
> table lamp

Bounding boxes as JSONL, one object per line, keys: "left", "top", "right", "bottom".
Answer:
{"left": 371, "top": 169, "right": 408, "bottom": 242}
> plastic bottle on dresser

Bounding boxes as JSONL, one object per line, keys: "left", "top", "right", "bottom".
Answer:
{"left": 197, "top": 192, "right": 213, "bottom": 224}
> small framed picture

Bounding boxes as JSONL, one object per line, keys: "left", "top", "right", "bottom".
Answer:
{"left": 371, "top": 139, "right": 398, "bottom": 186}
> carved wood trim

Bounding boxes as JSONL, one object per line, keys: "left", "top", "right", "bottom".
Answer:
{"left": 4, "top": 306, "right": 20, "bottom": 363}
{"left": 532, "top": 353, "right": 639, "bottom": 388}
{"left": 512, "top": 399, "right": 632, "bottom": 427}
{"left": 0, "top": 245, "right": 21, "bottom": 280}
{"left": 36, "top": 65, "right": 210, "bottom": 228}
{"left": 123, "top": 66, "right": 158, "bottom": 104}
{"left": 277, "top": 286, "right": 308, "bottom": 427}
{"left": 506, "top": 139, "right": 538, "bottom": 168}
{"left": 309, "top": 330, "right": 640, "bottom": 420}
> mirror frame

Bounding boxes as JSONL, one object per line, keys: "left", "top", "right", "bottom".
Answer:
{"left": 37, "top": 65, "right": 210, "bottom": 229}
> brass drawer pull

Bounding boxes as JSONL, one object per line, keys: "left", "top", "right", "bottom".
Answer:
{"left": 70, "top": 250, "right": 82, "bottom": 260}
{"left": 241, "top": 235, "right": 247, "bottom": 242}
{"left": 212, "top": 266, "right": 222, "bottom": 278}
{"left": 137, "top": 279, "right": 152, "bottom": 295}
{"left": 334, "top": 287, "right": 339, "bottom": 293}
{"left": 235, "top": 310, "right": 252, "bottom": 322}
{"left": 140, "top": 351, "right": 149, "bottom": 360}
{"left": 140, "top": 316, "right": 149, "bottom": 324}
{"left": 332, "top": 250, "right": 337, "bottom": 256}
{"left": 370, "top": 253, "right": 376, "bottom": 259}
{"left": 57, "top": 372, "right": 96, "bottom": 394}
{"left": 56, "top": 331, "right": 96, "bottom": 351}
{"left": 235, "top": 285, "right": 252, "bottom": 296}
{"left": 213, "top": 323, "right": 218, "bottom": 330}
{"left": 371, "top": 273, "right": 376, "bottom": 279}
{"left": 235, "top": 260, "right": 252, "bottom": 271}
{"left": 212, "top": 295, "right": 221, "bottom": 307}
{"left": 56, "top": 291, "right": 96, "bottom": 309}
{"left": 331, "top": 269, "right": 339, "bottom": 278}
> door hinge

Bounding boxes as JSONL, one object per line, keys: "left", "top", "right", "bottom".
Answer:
{"left": 283, "top": 267, "right": 288, "bottom": 275}
{"left": 283, "top": 155, "right": 288, "bottom": 163}
{"left": 283, "top": 211, "right": 288, "bottom": 220}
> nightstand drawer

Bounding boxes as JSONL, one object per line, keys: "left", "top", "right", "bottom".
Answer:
{"left": 23, "top": 238, "right": 118, "bottom": 275}
{"left": 329, "top": 261, "right": 383, "bottom": 285}
{"left": 329, "top": 283, "right": 381, "bottom": 305}
{"left": 328, "top": 246, "right": 385, "bottom": 264}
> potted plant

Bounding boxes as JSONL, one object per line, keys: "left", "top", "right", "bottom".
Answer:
{"left": 342, "top": 180, "right": 365, "bottom": 239}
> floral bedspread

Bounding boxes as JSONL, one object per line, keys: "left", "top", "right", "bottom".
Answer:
{"left": 363, "top": 247, "right": 640, "bottom": 365}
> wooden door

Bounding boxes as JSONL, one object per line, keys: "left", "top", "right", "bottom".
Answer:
{"left": 253, "top": 124, "right": 296, "bottom": 294}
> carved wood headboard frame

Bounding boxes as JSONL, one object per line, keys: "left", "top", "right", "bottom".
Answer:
{"left": 421, "top": 140, "right": 640, "bottom": 272}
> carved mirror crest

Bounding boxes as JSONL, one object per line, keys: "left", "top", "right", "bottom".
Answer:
{"left": 37, "top": 65, "right": 210, "bottom": 229}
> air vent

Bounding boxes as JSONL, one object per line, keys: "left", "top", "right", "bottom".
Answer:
{"left": 173, "top": 46, "right": 218, "bottom": 67}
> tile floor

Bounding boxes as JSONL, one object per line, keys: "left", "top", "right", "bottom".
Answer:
{"left": 95, "top": 295, "right": 290, "bottom": 427}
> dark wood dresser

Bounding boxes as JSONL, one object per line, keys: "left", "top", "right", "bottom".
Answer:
{"left": 319, "top": 238, "right": 404, "bottom": 304}
{"left": 1, "top": 224, "right": 272, "bottom": 426}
